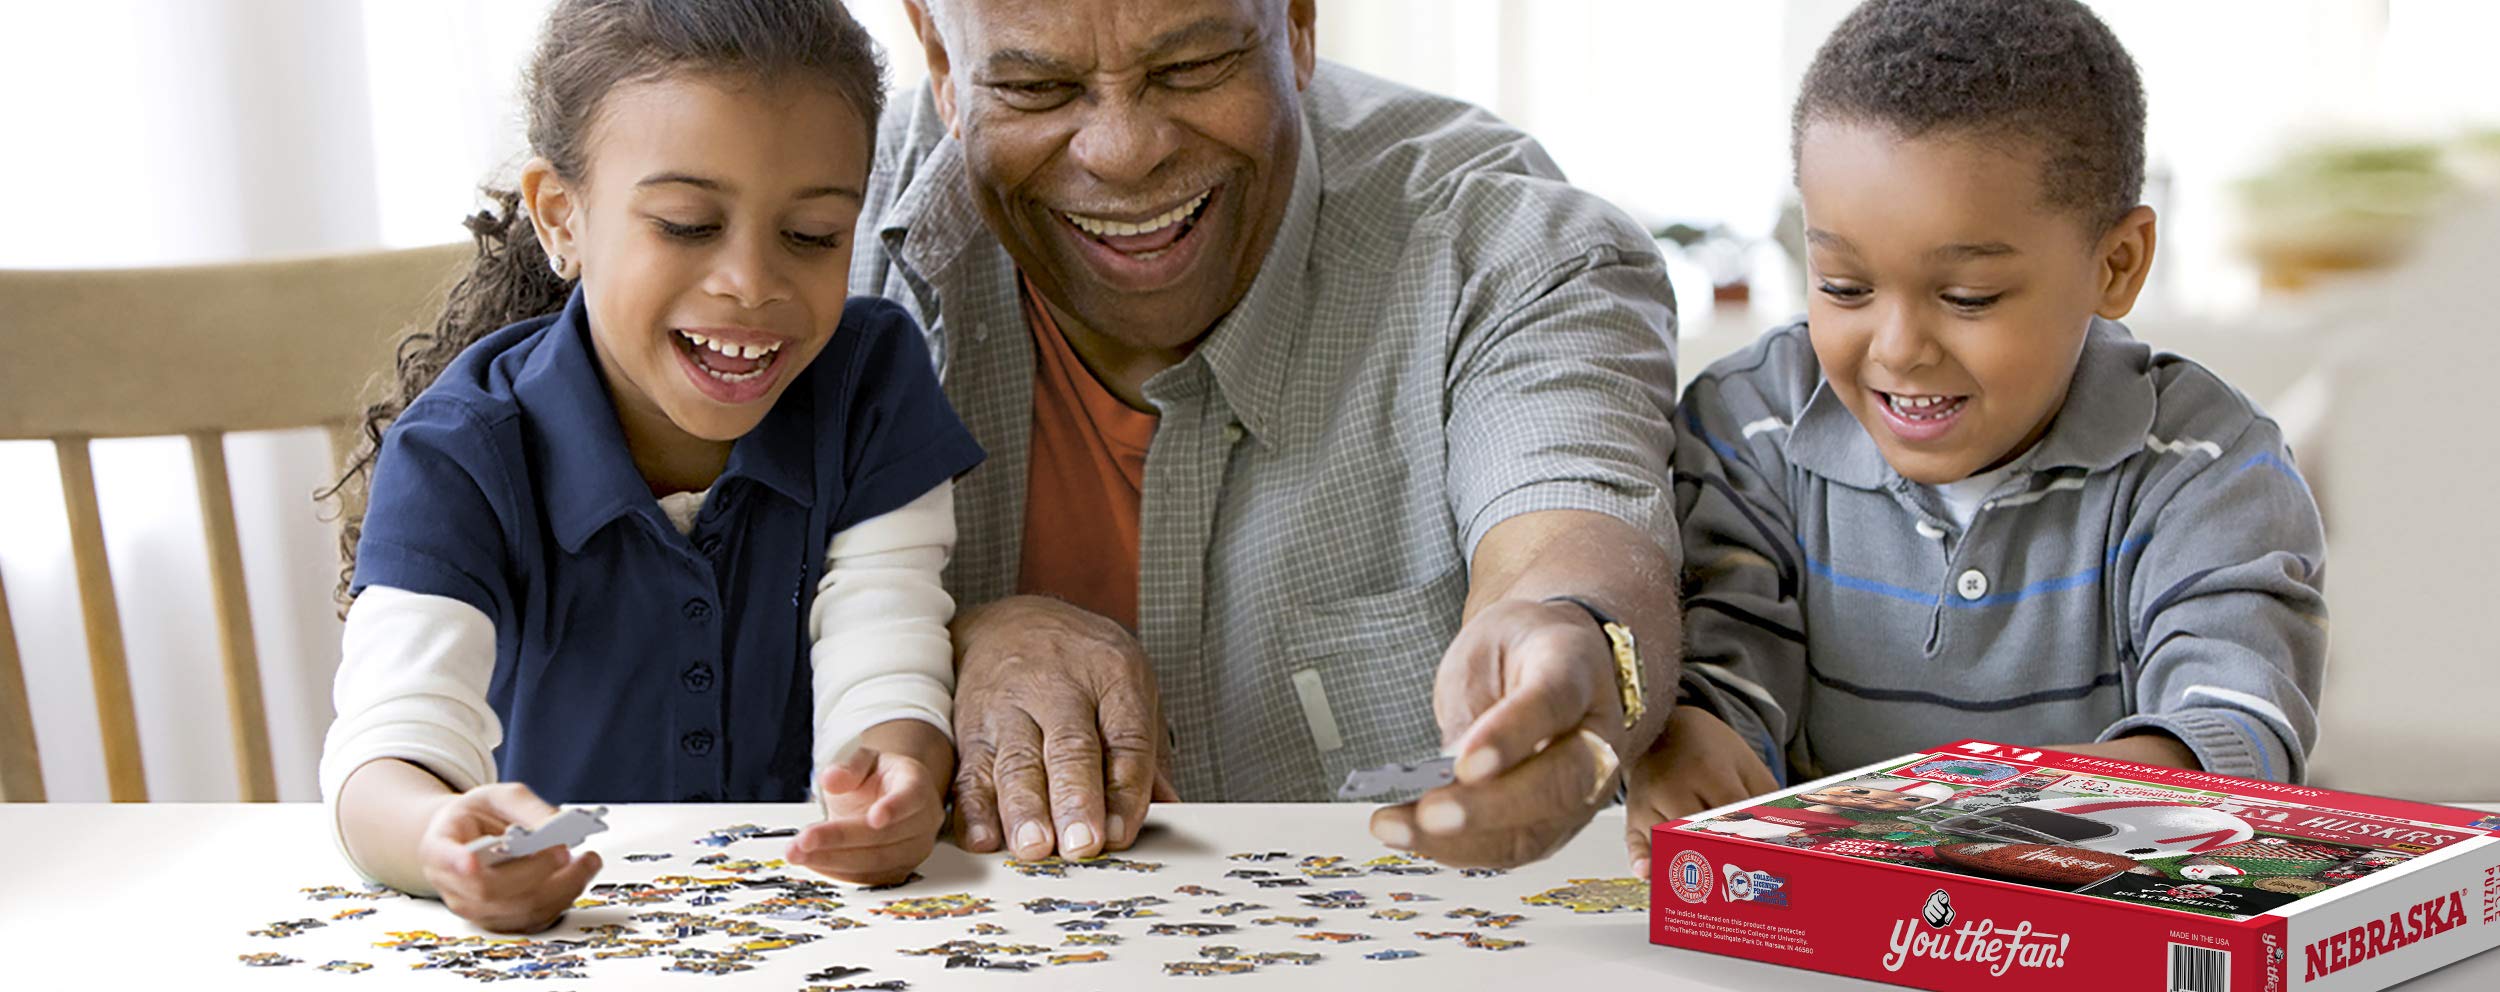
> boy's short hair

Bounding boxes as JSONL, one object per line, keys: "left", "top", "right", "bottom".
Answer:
{"left": 1794, "top": 0, "right": 2147, "bottom": 229}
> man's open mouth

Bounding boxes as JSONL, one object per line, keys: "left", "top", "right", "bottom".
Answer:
{"left": 1056, "top": 190, "right": 1215, "bottom": 260}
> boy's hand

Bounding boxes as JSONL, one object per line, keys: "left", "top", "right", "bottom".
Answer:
{"left": 1623, "top": 706, "right": 1780, "bottom": 876}
{"left": 418, "top": 783, "right": 603, "bottom": 934}
{"left": 789, "top": 731, "right": 949, "bottom": 886}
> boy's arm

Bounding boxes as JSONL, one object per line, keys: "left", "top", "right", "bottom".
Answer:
{"left": 2103, "top": 418, "right": 2327, "bottom": 783}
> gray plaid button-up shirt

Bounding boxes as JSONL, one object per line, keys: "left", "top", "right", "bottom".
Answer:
{"left": 851, "top": 63, "right": 1678, "bottom": 801}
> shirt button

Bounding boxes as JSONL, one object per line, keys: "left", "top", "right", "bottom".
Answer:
{"left": 683, "top": 598, "right": 712, "bottom": 621}
{"left": 1223, "top": 422, "right": 1245, "bottom": 445}
{"left": 1956, "top": 569, "right": 1990, "bottom": 601}
{"left": 681, "top": 729, "right": 715, "bottom": 756}
{"left": 696, "top": 534, "right": 723, "bottom": 557}
{"left": 682, "top": 662, "right": 715, "bottom": 693}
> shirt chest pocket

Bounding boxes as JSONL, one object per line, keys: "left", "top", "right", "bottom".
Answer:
{"left": 1278, "top": 564, "right": 1467, "bottom": 800}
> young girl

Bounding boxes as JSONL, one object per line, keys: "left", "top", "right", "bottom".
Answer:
{"left": 318, "top": 0, "right": 982, "bottom": 933}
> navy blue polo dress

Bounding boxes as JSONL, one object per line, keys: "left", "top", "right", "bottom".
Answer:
{"left": 350, "top": 289, "right": 983, "bottom": 803}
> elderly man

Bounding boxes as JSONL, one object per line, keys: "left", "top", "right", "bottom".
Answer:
{"left": 853, "top": 0, "right": 1689, "bottom": 869}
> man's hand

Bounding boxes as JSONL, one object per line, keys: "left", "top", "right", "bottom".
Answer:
{"left": 1622, "top": 705, "right": 1781, "bottom": 875}
{"left": 950, "top": 596, "right": 1177, "bottom": 862}
{"left": 1368, "top": 597, "right": 1629, "bottom": 868}
{"left": 417, "top": 783, "right": 604, "bottom": 934}
{"left": 788, "top": 720, "right": 952, "bottom": 886}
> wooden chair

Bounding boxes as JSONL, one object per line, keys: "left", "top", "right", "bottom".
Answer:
{"left": 0, "top": 243, "right": 468, "bottom": 802}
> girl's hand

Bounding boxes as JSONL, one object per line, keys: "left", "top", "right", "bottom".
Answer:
{"left": 1623, "top": 706, "right": 1782, "bottom": 876}
{"left": 788, "top": 735, "right": 948, "bottom": 885}
{"left": 417, "top": 782, "right": 604, "bottom": 933}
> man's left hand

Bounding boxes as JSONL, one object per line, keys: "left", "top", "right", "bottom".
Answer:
{"left": 1368, "top": 597, "right": 1627, "bottom": 868}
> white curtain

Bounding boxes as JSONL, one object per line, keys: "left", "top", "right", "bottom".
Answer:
{"left": 2, "top": 0, "right": 2485, "bottom": 802}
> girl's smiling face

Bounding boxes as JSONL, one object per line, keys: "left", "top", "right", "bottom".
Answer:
{"left": 1796, "top": 119, "right": 2155, "bottom": 486}
{"left": 524, "top": 73, "right": 869, "bottom": 483}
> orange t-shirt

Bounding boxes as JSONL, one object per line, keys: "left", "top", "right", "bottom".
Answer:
{"left": 1016, "top": 279, "right": 1155, "bottom": 631}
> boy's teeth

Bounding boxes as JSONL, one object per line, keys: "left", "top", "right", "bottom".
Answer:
{"left": 1887, "top": 393, "right": 1963, "bottom": 420}
{"left": 1064, "top": 192, "right": 1209, "bottom": 238}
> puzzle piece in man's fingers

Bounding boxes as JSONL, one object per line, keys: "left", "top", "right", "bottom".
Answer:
{"left": 1336, "top": 755, "right": 1456, "bottom": 800}
{"left": 466, "top": 805, "right": 610, "bottom": 866}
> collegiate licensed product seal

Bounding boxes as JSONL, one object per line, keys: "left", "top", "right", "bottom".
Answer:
{"left": 1666, "top": 850, "right": 1713, "bottom": 905}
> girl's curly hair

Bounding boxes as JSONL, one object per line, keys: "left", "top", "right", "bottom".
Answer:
{"left": 319, "top": 0, "right": 888, "bottom": 608}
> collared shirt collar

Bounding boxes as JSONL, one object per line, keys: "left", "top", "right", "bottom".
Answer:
{"left": 1174, "top": 123, "right": 1321, "bottom": 443}
{"left": 514, "top": 288, "right": 816, "bottom": 553}
{"left": 1787, "top": 316, "right": 2157, "bottom": 490}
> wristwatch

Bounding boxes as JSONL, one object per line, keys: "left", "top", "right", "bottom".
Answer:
{"left": 1543, "top": 595, "right": 1645, "bottom": 731}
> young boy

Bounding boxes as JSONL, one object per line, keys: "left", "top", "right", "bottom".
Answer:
{"left": 1626, "top": 0, "right": 2327, "bottom": 869}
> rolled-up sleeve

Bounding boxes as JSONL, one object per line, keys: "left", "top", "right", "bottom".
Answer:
{"left": 1445, "top": 247, "right": 1679, "bottom": 558}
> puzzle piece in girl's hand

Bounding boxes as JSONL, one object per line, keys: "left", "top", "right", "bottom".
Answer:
{"left": 1337, "top": 755, "right": 1456, "bottom": 800}
{"left": 468, "top": 806, "right": 609, "bottom": 865}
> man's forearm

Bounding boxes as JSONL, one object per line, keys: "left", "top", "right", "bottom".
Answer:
{"left": 1468, "top": 509, "right": 1682, "bottom": 756}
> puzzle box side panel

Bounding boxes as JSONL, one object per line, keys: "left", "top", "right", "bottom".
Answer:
{"left": 1651, "top": 823, "right": 2271, "bottom": 991}
{"left": 2284, "top": 836, "right": 2500, "bottom": 992}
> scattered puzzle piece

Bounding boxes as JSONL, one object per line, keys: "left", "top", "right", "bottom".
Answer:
{"left": 872, "top": 894, "right": 994, "bottom": 920}
{"left": 1521, "top": 877, "right": 1646, "bottom": 914}
{"left": 238, "top": 952, "right": 299, "bottom": 967}
{"left": 316, "top": 960, "right": 370, "bottom": 973}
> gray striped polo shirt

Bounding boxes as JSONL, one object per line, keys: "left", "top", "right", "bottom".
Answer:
{"left": 1676, "top": 319, "right": 2327, "bottom": 783}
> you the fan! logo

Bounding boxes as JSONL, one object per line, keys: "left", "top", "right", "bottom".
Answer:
{"left": 1881, "top": 890, "right": 2074, "bottom": 977}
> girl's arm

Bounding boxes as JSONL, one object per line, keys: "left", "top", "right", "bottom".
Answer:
{"left": 321, "top": 585, "right": 503, "bottom": 889}
{"left": 322, "top": 587, "right": 599, "bottom": 930}
{"left": 789, "top": 482, "right": 962, "bottom": 882}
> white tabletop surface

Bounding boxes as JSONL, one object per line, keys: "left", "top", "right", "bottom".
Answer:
{"left": 1, "top": 802, "right": 2492, "bottom": 990}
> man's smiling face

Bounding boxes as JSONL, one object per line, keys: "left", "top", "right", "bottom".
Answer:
{"left": 910, "top": 0, "right": 1316, "bottom": 352}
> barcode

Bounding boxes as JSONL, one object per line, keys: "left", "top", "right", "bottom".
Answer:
{"left": 2169, "top": 942, "right": 2230, "bottom": 992}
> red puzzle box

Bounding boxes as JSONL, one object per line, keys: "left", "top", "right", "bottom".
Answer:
{"left": 1650, "top": 740, "right": 2500, "bottom": 991}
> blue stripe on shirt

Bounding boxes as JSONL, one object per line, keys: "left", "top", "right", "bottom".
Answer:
{"left": 1803, "top": 533, "right": 2154, "bottom": 609}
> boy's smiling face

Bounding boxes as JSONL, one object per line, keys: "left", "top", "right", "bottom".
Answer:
{"left": 1796, "top": 120, "right": 2155, "bottom": 486}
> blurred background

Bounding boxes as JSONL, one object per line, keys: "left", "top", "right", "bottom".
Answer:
{"left": 1, "top": 0, "right": 2493, "bottom": 803}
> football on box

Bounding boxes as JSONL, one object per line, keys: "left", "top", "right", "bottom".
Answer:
{"left": 1934, "top": 842, "right": 2137, "bottom": 887}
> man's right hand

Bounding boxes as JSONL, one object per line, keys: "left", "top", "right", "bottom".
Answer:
{"left": 418, "top": 783, "right": 604, "bottom": 934}
{"left": 1623, "top": 706, "right": 1781, "bottom": 877}
{"left": 949, "top": 595, "right": 1177, "bottom": 861}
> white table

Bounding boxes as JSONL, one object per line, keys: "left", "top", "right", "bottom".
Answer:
{"left": 1, "top": 802, "right": 2492, "bottom": 989}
